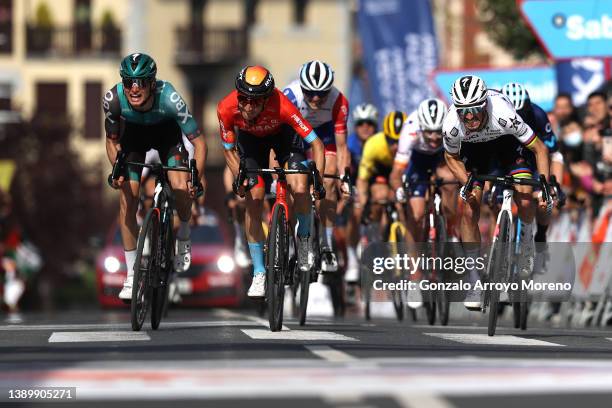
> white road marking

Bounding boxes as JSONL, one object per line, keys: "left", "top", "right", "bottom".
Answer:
{"left": 305, "top": 345, "right": 358, "bottom": 362}
{"left": 48, "top": 331, "right": 150, "bottom": 343}
{"left": 241, "top": 329, "right": 357, "bottom": 341}
{"left": 424, "top": 333, "right": 564, "bottom": 347}
{"left": 395, "top": 393, "right": 456, "bottom": 408}
{"left": 0, "top": 320, "right": 261, "bottom": 331}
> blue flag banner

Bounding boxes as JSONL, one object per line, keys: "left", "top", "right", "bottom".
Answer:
{"left": 432, "top": 66, "right": 557, "bottom": 112}
{"left": 556, "top": 58, "right": 607, "bottom": 106}
{"left": 358, "top": 0, "right": 438, "bottom": 116}
{"left": 520, "top": 0, "right": 612, "bottom": 59}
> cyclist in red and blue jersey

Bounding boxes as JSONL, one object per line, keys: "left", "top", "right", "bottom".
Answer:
{"left": 283, "top": 60, "right": 349, "bottom": 272}
{"left": 218, "top": 65, "right": 325, "bottom": 298}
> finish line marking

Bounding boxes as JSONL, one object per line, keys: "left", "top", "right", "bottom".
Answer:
{"left": 304, "top": 345, "right": 358, "bottom": 362}
{"left": 241, "top": 329, "right": 357, "bottom": 341}
{"left": 424, "top": 333, "right": 564, "bottom": 347}
{"left": 48, "top": 331, "right": 150, "bottom": 343}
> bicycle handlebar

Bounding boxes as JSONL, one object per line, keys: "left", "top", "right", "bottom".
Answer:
{"left": 465, "top": 172, "right": 551, "bottom": 204}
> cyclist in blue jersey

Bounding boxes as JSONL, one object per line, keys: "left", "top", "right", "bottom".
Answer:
{"left": 103, "top": 53, "right": 207, "bottom": 300}
{"left": 501, "top": 83, "right": 563, "bottom": 249}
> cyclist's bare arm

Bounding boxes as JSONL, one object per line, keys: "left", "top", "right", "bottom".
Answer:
{"left": 526, "top": 137, "right": 550, "bottom": 182}
{"left": 336, "top": 131, "right": 349, "bottom": 173}
{"left": 105, "top": 137, "right": 120, "bottom": 165}
{"left": 444, "top": 151, "right": 469, "bottom": 185}
{"left": 310, "top": 137, "right": 326, "bottom": 175}
{"left": 224, "top": 148, "right": 241, "bottom": 178}
{"left": 389, "top": 161, "right": 407, "bottom": 192}
{"left": 190, "top": 135, "right": 207, "bottom": 186}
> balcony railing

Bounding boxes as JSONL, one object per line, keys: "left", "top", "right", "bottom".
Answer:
{"left": 174, "top": 26, "right": 247, "bottom": 66}
{"left": 26, "top": 25, "right": 121, "bottom": 57}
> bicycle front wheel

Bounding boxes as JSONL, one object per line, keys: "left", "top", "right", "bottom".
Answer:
{"left": 487, "top": 211, "right": 511, "bottom": 337}
{"left": 266, "top": 205, "right": 289, "bottom": 332}
{"left": 151, "top": 212, "right": 173, "bottom": 330}
{"left": 131, "top": 208, "right": 160, "bottom": 331}
{"left": 435, "top": 214, "right": 450, "bottom": 326}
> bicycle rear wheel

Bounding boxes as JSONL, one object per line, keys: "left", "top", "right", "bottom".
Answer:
{"left": 487, "top": 211, "right": 511, "bottom": 337}
{"left": 266, "top": 204, "right": 289, "bottom": 332}
{"left": 390, "top": 223, "right": 404, "bottom": 322}
{"left": 298, "top": 211, "right": 319, "bottom": 325}
{"left": 435, "top": 214, "right": 450, "bottom": 326}
{"left": 151, "top": 212, "right": 173, "bottom": 330}
{"left": 131, "top": 208, "right": 160, "bottom": 331}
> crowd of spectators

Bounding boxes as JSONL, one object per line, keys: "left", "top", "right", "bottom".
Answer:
{"left": 548, "top": 90, "right": 612, "bottom": 240}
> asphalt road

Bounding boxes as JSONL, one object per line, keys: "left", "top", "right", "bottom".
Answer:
{"left": 2, "top": 305, "right": 612, "bottom": 408}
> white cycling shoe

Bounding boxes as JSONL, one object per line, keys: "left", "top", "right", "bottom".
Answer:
{"left": 248, "top": 274, "right": 266, "bottom": 298}
{"left": 407, "top": 286, "right": 423, "bottom": 309}
{"left": 321, "top": 251, "right": 338, "bottom": 273}
{"left": 118, "top": 273, "right": 133, "bottom": 301}
{"left": 463, "top": 288, "right": 482, "bottom": 311}
{"left": 174, "top": 239, "right": 192, "bottom": 273}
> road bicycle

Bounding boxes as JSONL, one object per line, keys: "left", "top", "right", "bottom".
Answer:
{"left": 234, "top": 160, "right": 324, "bottom": 332}
{"left": 404, "top": 175, "right": 460, "bottom": 326}
{"left": 109, "top": 151, "right": 203, "bottom": 331}
{"left": 464, "top": 172, "right": 551, "bottom": 336}
{"left": 293, "top": 169, "right": 351, "bottom": 326}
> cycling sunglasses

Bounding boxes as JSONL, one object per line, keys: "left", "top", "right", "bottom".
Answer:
{"left": 302, "top": 89, "right": 330, "bottom": 99}
{"left": 457, "top": 104, "right": 486, "bottom": 119}
{"left": 122, "top": 78, "right": 152, "bottom": 89}
{"left": 355, "top": 120, "right": 376, "bottom": 127}
{"left": 237, "top": 93, "right": 266, "bottom": 104}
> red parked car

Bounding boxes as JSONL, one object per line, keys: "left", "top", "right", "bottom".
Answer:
{"left": 96, "top": 210, "right": 244, "bottom": 308}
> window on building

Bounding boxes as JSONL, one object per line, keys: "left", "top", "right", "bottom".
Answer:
{"left": 0, "top": 0, "right": 12, "bottom": 54}
{"left": 245, "top": 0, "right": 259, "bottom": 27}
{"left": 36, "top": 82, "right": 68, "bottom": 117}
{"left": 84, "top": 82, "right": 102, "bottom": 140}
{"left": 0, "top": 83, "right": 10, "bottom": 110}
{"left": 294, "top": 0, "right": 309, "bottom": 25}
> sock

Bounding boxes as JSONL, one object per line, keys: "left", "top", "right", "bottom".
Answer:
{"left": 248, "top": 242, "right": 266, "bottom": 276}
{"left": 177, "top": 220, "right": 190, "bottom": 240}
{"left": 296, "top": 213, "right": 310, "bottom": 238}
{"left": 125, "top": 249, "right": 137, "bottom": 280}
{"left": 464, "top": 248, "right": 480, "bottom": 285}
{"left": 347, "top": 246, "right": 358, "bottom": 267}
{"left": 535, "top": 223, "right": 548, "bottom": 243}
{"left": 324, "top": 227, "right": 334, "bottom": 250}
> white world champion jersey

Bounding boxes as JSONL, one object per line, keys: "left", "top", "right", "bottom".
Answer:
{"left": 395, "top": 110, "right": 443, "bottom": 164}
{"left": 442, "top": 90, "right": 535, "bottom": 155}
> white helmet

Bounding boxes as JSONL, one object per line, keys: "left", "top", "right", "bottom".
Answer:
{"left": 352, "top": 103, "right": 378, "bottom": 124}
{"left": 451, "top": 75, "right": 487, "bottom": 107}
{"left": 299, "top": 60, "right": 334, "bottom": 92}
{"left": 417, "top": 98, "right": 447, "bottom": 131}
{"left": 501, "top": 82, "right": 530, "bottom": 111}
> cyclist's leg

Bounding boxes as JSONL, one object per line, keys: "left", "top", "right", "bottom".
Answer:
{"left": 320, "top": 147, "right": 339, "bottom": 271}
{"left": 370, "top": 178, "right": 389, "bottom": 229}
{"left": 117, "top": 124, "right": 148, "bottom": 299}
{"left": 404, "top": 152, "right": 432, "bottom": 243}
{"left": 236, "top": 131, "right": 269, "bottom": 297}
{"left": 436, "top": 162, "right": 459, "bottom": 239}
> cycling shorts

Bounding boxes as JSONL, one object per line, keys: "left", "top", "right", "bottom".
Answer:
{"left": 237, "top": 124, "right": 308, "bottom": 189}
{"left": 120, "top": 120, "right": 188, "bottom": 181}
{"left": 405, "top": 151, "right": 444, "bottom": 198}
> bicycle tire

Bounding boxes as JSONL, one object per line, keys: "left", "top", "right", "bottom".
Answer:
{"left": 435, "top": 214, "right": 450, "bottom": 326}
{"left": 487, "top": 211, "right": 511, "bottom": 337}
{"left": 298, "top": 211, "right": 318, "bottom": 325}
{"left": 131, "top": 208, "right": 160, "bottom": 331}
{"left": 391, "top": 224, "right": 404, "bottom": 322}
{"left": 266, "top": 204, "right": 288, "bottom": 332}
{"left": 151, "top": 211, "right": 173, "bottom": 330}
{"left": 512, "top": 302, "right": 521, "bottom": 329}
{"left": 519, "top": 301, "right": 529, "bottom": 330}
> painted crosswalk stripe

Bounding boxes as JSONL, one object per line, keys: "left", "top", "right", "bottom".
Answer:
{"left": 48, "top": 331, "right": 150, "bottom": 343}
{"left": 305, "top": 345, "right": 358, "bottom": 362}
{"left": 241, "top": 329, "right": 357, "bottom": 341}
{"left": 424, "top": 333, "right": 564, "bottom": 347}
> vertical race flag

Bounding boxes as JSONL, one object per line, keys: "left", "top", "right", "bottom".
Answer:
{"left": 358, "top": 0, "right": 439, "bottom": 115}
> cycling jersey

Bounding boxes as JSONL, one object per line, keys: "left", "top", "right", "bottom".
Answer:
{"left": 103, "top": 80, "right": 202, "bottom": 141}
{"left": 358, "top": 132, "right": 393, "bottom": 181}
{"left": 217, "top": 88, "right": 317, "bottom": 150}
{"left": 282, "top": 81, "right": 349, "bottom": 151}
{"left": 442, "top": 90, "right": 536, "bottom": 155}
{"left": 395, "top": 111, "right": 443, "bottom": 165}
{"left": 519, "top": 102, "right": 559, "bottom": 153}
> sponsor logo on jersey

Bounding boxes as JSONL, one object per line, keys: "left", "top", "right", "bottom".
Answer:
{"left": 498, "top": 118, "right": 507, "bottom": 127}
{"left": 291, "top": 114, "right": 310, "bottom": 133}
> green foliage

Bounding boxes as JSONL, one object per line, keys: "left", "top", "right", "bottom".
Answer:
{"left": 100, "top": 9, "right": 117, "bottom": 28}
{"left": 34, "top": 2, "right": 54, "bottom": 28}
{"left": 477, "top": 0, "right": 546, "bottom": 61}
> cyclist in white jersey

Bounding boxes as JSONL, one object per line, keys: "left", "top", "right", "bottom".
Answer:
{"left": 442, "top": 75, "right": 551, "bottom": 309}
{"left": 284, "top": 60, "right": 350, "bottom": 272}
{"left": 390, "top": 98, "right": 458, "bottom": 244}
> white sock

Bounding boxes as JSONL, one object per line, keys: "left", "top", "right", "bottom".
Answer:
{"left": 347, "top": 246, "right": 358, "bottom": 267}
{"left": 177, "top": 220, "right": 190, "bottom": 240}
{"left": 125, "top": 249, "right": 137, "bottom": 280}
{"left": 325, "top": 227, "right": 334, "bottom": 250}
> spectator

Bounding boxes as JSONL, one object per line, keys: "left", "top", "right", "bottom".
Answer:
{"left": 553, "top": 93, "right": 583, "bottom": 163}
